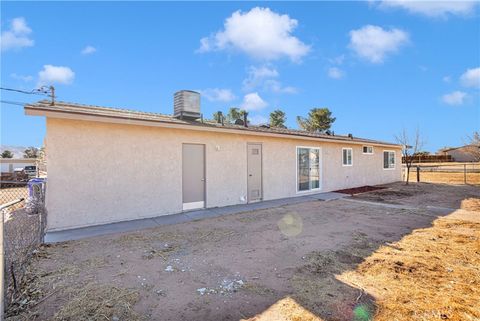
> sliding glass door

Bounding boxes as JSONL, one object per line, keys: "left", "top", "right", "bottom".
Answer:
{"left": 297, "top": 147, "right": 320, "bottom": 192}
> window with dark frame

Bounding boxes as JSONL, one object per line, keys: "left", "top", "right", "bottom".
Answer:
{"left": 383, "top": 151, "right": 395, "bottom": 169}
{"left": 363, "top": 146, "right": 373, "bottom": 154}
{"left": 342, "top": 148, "right": 352, "bottom": 166}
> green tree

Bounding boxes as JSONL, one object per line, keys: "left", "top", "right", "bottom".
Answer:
{"left": 226, "top": 107, "right": 247, "bottom": 124}
{"left": 269, "top": 109, "right": 287, "bottom": 128}
{"left": 23, "top": 146, "right": 39, "bottom": 158}
{"left": 1, "top": 150, "right": 14, "bottom": 158}
{"left": 296, "top": 108, "right": 336, "bottom": 132}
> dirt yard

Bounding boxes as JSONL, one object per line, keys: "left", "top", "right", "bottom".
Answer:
{"left": 7, "top": 182, "right": 480, "bottom": 321}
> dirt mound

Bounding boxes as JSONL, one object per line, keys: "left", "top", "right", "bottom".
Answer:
{"left": 334, "top": 185, "right": 386, "bottom": 195}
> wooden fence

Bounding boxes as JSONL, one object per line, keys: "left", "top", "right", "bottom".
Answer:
{"left": 402, "top": 155, "right": 453, "bottom": 163}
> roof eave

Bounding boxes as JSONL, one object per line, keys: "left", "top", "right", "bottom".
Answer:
{"left": 24, "top": 105, "right": 402, "bottom": 148}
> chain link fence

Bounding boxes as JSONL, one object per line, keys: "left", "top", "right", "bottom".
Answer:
{"left": 403, "top": 163, "right": 480, "bottom": 185}
{"left": 1, "top": 180, "right": 47, "bottom": 315}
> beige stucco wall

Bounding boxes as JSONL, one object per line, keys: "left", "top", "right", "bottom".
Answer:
{"left": 46, "top": 118, "right": 402, "bottom": 231}
{"left": 446, "top": 148, "right": 478, "bottom": 162}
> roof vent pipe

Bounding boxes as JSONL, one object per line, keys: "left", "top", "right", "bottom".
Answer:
{"left": 216, "top": 111, "right": 224, "bottom": 125}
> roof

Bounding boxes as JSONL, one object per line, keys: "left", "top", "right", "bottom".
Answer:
{"left": 439, "top": 145, "right": 479, "bottom": 152}
{"left": 0, "top": 158, "right": 36, "bottom": 163}
{"left": 25, "top": 100, "right": 401, "bottom": 148}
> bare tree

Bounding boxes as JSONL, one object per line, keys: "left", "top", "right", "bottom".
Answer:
{"left": 465, "top": 131, "right": 480, "bottom": 161}
{"left": 395, "top": 128, "right": 424, "bottom": 185}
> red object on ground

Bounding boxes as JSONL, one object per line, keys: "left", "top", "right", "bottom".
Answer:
{"left": 334, "top": 185, "right": 386, "bottom": 195}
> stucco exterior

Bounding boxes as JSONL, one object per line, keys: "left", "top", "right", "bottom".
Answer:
{"left": 443, "top": 146, "right": 479, "bottom": 162}
{"left": 45, "top": 117, "right": 401, "bottom": 231}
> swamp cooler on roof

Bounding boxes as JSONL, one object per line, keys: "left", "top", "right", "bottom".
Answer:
{"left": 174, "top": 90, "right": 201, "bottom": 120}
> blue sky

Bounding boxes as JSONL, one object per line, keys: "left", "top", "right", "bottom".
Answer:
{"left": 1, "top": 1, "right": 479, "bottom": 152}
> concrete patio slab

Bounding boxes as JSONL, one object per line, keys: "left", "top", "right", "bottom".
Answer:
{"left": 44, "top": 217, "right": 160, "bottom": 243}
{"left": 311, "top": 191, "right": 348, "bottom": 201}
{"left": 44, "top": 191, "right": 347, "bottom": 243}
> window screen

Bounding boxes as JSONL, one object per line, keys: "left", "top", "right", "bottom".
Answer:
{"left": 384, "top": 151, "right": 395, "bottom": 169}
{"left": 297, "top": 147, "right": 320, "bottom": 191}
{"left": 342, "top": 148, "right": 352, "bottom": 166}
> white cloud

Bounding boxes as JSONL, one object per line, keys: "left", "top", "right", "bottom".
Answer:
{"left": 328, "top": 67, "right": 345, "bottom": 79}
{"left": 81, "top": 45, "right": 97, "bottom": 55}
{"left": 242, "top": 65, "right": 297, "bottom": 94}
{"left": 442, "top": 91, "right": 467, "bottom": 105}
{"left": 241, "top": 92, "right": 268, "bottom": 111}
{"left": 264, "top": 79, "right": 298, "bottom": 94}
{"left": 442, "top": 76, "right": 451, "bottom": 83}
{"left": 199, "top": 88, "right": 236, "bottom": 102}
{"left": 10, "top": 73, "right": 33, "bottom": 82}
{"left": 377, "top": 1, "right": 478, "bottom": 18}
{"left": 349, "top": 25, "right": 409, "bottom": 63}
{"left": 460, "top": 67, "right": 480, "bottom": 88}
{"left": 38, "top": 65, "right": 75, "bottom": 86}
{"left": 243, "top": 65, "right": 279, "bottom": 91}
{"left": 198, "top": 7, "right": 310, "bottom": 62}
{"left": 1, "top": 17, "right": 34, "bottom": 52}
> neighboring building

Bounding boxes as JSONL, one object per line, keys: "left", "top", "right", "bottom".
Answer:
{"left": 0, "top": 158, "right": 36, "bottom": 173}
{"left": 25, "top": 93, "right": 402, "bottom": 231}
{"left": 438, "top": 145, "right": 479, "bottom": 162}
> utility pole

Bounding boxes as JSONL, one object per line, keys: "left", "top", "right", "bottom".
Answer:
{"left": 49, "top": 86, "right": 55, "bottom": 106}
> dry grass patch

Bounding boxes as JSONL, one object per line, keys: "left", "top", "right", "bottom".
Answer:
{"left": 243, "top": 297, "right": 323, "bottom": 321}
{"left": 407, "top": 171, "right": 480, "bottom": 185}
{"left": 339, "top": 212, "right": 480, "bottom": 321}
{"left": 52, "top": 283, "right": 141, "bottom": 321}
{"left": 461, "top": 198, "right": 480, "bottom": 212}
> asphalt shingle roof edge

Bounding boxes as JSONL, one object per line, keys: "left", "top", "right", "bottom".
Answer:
{"left": 25, "top": 100, "right": 401, "bottom": 147}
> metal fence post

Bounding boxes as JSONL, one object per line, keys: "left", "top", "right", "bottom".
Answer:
{"left": 417, "top": 166, "right": 420, "bottom": 182}
{"left": 464, "top": 164, "right": 467, "bottom": 184}
{"left": 1, "top": 208, "right": 4, "bottom": 321}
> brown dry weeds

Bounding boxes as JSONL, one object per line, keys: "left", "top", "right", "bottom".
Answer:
{"left": 339, "top": 212, "right": 480, "bottom": 321}
{"left": 407, "top": 171, "right": 480, "bottom": 185}
{"left": 52, "top": 283, "right": 141, "bottom": 321}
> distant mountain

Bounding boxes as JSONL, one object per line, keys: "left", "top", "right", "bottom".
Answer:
{"left": 0, "top": 145, "right": 36, "bottom": 158}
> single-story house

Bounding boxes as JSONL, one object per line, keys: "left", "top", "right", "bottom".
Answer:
{"left": 437, "top": 145, "right": 479, "bottom": 162}
{"left": 25, "top": 91, "right": 402, "bottom": 231}
{"left": 1, "top": 158, "right": 36, "bottom": 173}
